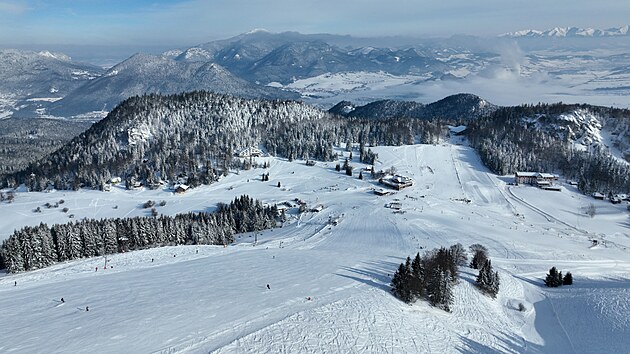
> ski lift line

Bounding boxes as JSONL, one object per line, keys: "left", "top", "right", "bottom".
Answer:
{"left": 506, "top": 186, "right": 598, "bottom": 241}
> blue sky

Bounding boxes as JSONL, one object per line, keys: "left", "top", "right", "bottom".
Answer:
{"left": 1, "top": 0, "right": 629, "bottom": 47}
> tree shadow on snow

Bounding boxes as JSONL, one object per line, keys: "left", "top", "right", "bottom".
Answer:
{"left": 335, "top": 259, "right": 402, "bottom": 293}
{"left": 512, "top": 274, "right": 544, "bottom": 287}
{"left": 456, "top": 330, "right": 543, "bottom": 354}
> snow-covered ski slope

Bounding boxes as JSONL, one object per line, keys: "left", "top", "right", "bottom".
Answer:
{"left": 1, "top": 143, "right": 630, "bottom": 353}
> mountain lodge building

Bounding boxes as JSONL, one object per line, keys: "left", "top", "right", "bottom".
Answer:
{"left": 514, "top": 172, "right": 558, "bottom": 186}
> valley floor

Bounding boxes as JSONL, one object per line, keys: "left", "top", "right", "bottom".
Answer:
{"left": 1, "top": 143, "right": 629, "bottom": 353}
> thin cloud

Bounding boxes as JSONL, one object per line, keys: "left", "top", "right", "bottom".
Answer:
{"left": 0, "top": 0, "right": 29, "bottom": 15}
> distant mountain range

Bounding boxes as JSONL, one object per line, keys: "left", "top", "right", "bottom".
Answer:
{"left": 48, "top": 53, "right": 297, "bottom": 117}
{"left": 172, "top": 31, "right": 450, "bottom": 85}
{"left": 0, "top": 31, "right": 492, "bottom": 119}
{"left": 3, "top": 27, "right": 630, "bottom": 120}
{"left": 502, "top": 25, "right": 630, "bottom": 38}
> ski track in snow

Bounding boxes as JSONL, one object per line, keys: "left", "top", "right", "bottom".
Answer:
{"left": 1, "top": 143, "right": 630, "bottom": 353}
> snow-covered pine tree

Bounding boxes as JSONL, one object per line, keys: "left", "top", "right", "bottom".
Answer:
{"left": 544, "top": 266, "right": 562, "bottom": 287}
{"left": 391, "top": 258, "right": 413, "bottom": 303}
{"left": 476, "top": 259, "right": 499, "bottom": 298}
{"left": 410, "top": 252, "right": 425, "bottom": 299}
{"left": 102, "top": 220, "right": 119, "bottom": 254}
{"left": 427, "top": 268, "right": 453, "bottom": 312}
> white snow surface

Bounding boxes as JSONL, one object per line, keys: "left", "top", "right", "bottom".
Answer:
{"left": 1, "top": 143, "right": 630, "bottom": 353}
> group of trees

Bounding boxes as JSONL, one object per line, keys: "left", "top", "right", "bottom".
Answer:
{"left": 391, "top": 244, "right": 465, "bottom": 312}
{"left": 391, "top": 243, "right": 500, "bottom": 311}
{"left": 359, "top": 142, "right": 378, "bottom": 165}
{"left": 468, "top": 244, "right": 500, "bottom": 298}
{"left": 0, "top": 195, "right": 278, "bottom": 273}
{"left": 544, "top": 266, "right": 573, "bottom": 287}
{"left": 2, "top": 91, "right": 446, "bottom": 191}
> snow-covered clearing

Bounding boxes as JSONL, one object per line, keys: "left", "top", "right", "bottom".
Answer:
{"left": 1, "top": 143, "right": 629, "bottom": 353}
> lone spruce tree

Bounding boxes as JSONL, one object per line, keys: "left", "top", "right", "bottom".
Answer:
{"left": 476, "top": 259, "right": 499, "bottom": 298}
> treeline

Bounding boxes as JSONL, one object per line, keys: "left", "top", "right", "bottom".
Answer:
{"left": 3, "top": 91, "right": 445, "bottom": 191}
{"left": 391, "top": 244, "right": 499, "bottom": 312}
{"left": 0, "top": 195, "right": 277, "bottom": 273}
{"left": 466, "top": 103, "right": 630, "bottom": 194}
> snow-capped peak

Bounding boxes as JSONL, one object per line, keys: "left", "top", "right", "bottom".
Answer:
{"left": 246, "top": 28, "right": 271, "bottom": 35}
{"left": 501, "top": 25, "right": 630, "bottom": 38}
{"left": 38, "top": 51, "right": 71, "bottom": 61}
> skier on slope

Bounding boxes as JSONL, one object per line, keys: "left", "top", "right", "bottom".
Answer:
{"left": 266, "top": 284, "right": 270, "bottom": 290}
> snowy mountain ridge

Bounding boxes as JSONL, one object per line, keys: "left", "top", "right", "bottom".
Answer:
{"left": 0, "top": 49, "right": 104, "bottom": 118}
{"left": 330, "top": 93, "right": 497, "bottom": 120}
{"left": 502, "top": 25, "right": 630, "bottom": 38}
{"left": 47, "top": 53, "right": 297, "bottom": 117}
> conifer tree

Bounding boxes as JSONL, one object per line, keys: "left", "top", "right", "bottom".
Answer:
{"left": 410, "top": 252, "right": 425, "bottom": 298}
{"left": 427, "top": 268, "right": 453, "bottom": 312}
{"left": 476, "top": 259, "right": 499, "bottom": 298}
{"left": 391, "top": 261, "right": 412, "bottom": 303}
{"left": 544, "top": 266, "right": 562, "bottom": 287}
{"left": 562, "top": 272, "right": 573, "bottom": 285}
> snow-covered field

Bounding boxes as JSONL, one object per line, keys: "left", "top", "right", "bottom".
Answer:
{"left": 1, "top": 143, "right": 629, "bottom": 353}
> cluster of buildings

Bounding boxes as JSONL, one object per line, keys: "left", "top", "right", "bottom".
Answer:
{"left": 514, "top": 172, "right": 560, "bottom": 191}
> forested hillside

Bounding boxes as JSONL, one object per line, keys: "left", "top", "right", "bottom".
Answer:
{"left": 6, "top": 92, "right": 630, "bottom": 196}
{"left": 466, "top": 103, "right": 630, "bottom": 193}
{"left": 0, "top": 118, "right": 91, "bottom": 176}
{"left": 4, "top": 91, "right": 443, "bottom": 190}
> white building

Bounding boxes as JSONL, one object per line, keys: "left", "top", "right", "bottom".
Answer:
{"left": 237, "top": 147, "right": 263, "bottom": 158}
